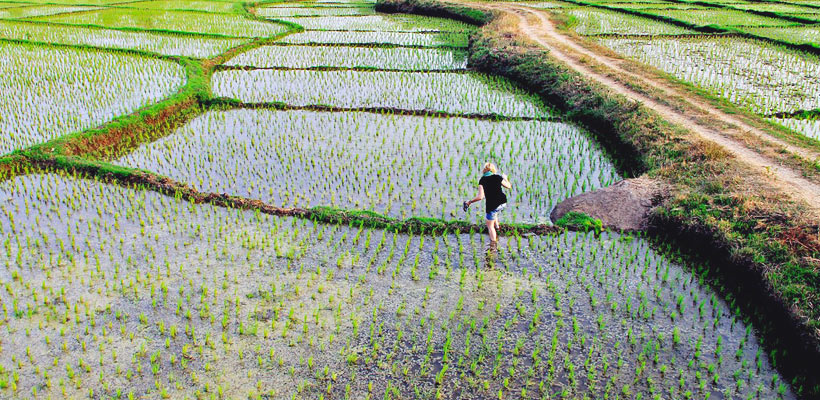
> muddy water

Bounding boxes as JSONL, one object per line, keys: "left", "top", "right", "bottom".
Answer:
{"left": 115, "top": 110, "right": 619, "bottom": 224}
{"left": 0, "top": 173, "right": 793, "bottom": 399}
{"left": 0, "top": 2, "right": 797, "bottom": 399}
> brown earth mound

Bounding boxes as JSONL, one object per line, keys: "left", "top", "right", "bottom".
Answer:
{"left": 550, "top": 177, "right": 668, "bottom": 231}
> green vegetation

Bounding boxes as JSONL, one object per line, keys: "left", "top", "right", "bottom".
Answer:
{"left": 0, "top": 20, "right": 249, "bottom": 57}
{"left": 0, "top": 41, "right": 185, "bottom": 155}
{"left": 36, "top": 8, "right": 291, "bottom": 38}
{"left": 554, "top": 211, "right": 603, "bottom": 233}
{"left": 391, "top": 0, "right": 819, "bottom": 394}
{"left": 0, "top": 0, "right": 815, "bottom": 397}
{"left": 0, "top": 171, "right": 791, "bottom": 398}
{"left": 113, "top": 109, "right": 618, "bottom": 223}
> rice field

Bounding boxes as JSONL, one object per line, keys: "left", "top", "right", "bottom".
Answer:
{"left": 642, "top": 8, "right": 801, "bottom": 27}
{"left": 35, "top": 8, "right": 291, "bottom": 38}
{"left": 738, "top": 25, "right": 820, "bottom": 47}
{"left": 0, "top": 41, "right": 185, "bottom": 155}
{"left": 563, "top": 8, "right": 697, "bottom": 35}
{"left": 113, "top": 110, "right": 619, "bottom": 223}
{"left": 115, "top": 0, "right": 240, "bottom": 13}
{"left": 0, "top": 172, "right": 794, "bottom": 399}
{"left": 0, "top": 4, "right": 101, "bottom": 19}
{"left": 771, "top": 117, "right": 820, "bottom": 140}
{"left": 256, "top": 6, "right": 377, "bottom": 17}
{"left": 275, "top": 15, "right": 476, "bottom": 32}
{"left": 276, "top": 30, "right": 469, "bottom": 46}
{"left": 595, "top": 36, "right": 820, "bottom": 115}
{"left": 558, "top": 0, "right": 820, "bottom": 139}
{"left": 224, "top": 45, "right": 467, "bottom": 69}
{"left": 212, "top": 70, "right": 551, "bottom": 117}
{"left": 0, "top": 0, "right": 805, "bottom": 398}
{"left": 0, "top": 20, "right": 249, "bottom": 57}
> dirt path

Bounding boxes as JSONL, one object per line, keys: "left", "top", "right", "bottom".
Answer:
{"left": 459, "top": 2, "right": 820, "bottom": 215}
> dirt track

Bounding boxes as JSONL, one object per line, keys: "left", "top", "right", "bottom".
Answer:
{"left": 459, "top": 1, "right": 820, "bottom": 216}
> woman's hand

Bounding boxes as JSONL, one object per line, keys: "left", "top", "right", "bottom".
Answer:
{"left": 501, "top": 175, "right": 512, "bottom": 189}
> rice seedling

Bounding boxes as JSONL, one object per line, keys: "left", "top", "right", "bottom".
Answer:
{"left": 257, "top": 6, "right": 377, "bottom": 17}
{"left": 0, "top": 4, "right": 102, "bottom": 19}
{"left": 276, "top": 30, "right": 469, "bottom": 47}
{"left": 263, "top": 0, "right": 376, "bottom": 7}
{"left": 16, "top": 0, "right": 124, "bottom": 4}
{"left": 596, "top": 36, "right": 820, "bottom": 115}
{"left": 274, "top": 15, "right": 475, "bottom": 32}
{"left": 115, "top": 0, "right": 240, "bottom": 13}
{"left": 35, "top": 8, "right": 290, "bottom": 38}
{"left": 738, "top": 25, "right": 820, "bottom": 47}
{"left": 731, "top": 2, "right": 820, "bottom": 14}
{"left": 606, "top": 2, "right": 708, "bottom": 10}
{"left": 771, "top": 117, "right": 820, "bottom": 140}
{"left": 213, "top": 70, "right": 551, "bottom": 117}
{"left": 6, "top": 170, "right": 799, "bottom": 398}
{"left": 224, "top": 45, "right": 467, "bottom": 70}
{"left": 562, "top": 7, "right": 697, "bottom": 35}
{"left": 0, "top": 20, "right": 249, "bottom": 57}
{"left": 0, "top": 2, "right": 33, "bottom": 9}
{"left": 114, "top": 109, "right": 618, "bottom": 222}
{"left": 0, "top": 1, "right": 804, "bottom": 398}
{"left": 643, "top": 8, "right": 802, "bottom": 27}
{"left": 0, "top": 41, "right": 184, "bottom": 155}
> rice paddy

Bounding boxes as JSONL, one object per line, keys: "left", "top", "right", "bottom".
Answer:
{"left": 113, "top": 110, "right": 619, "bottom": 223}
{"left": 738, "top": 25, "right": 820, "bottom": 47}
{"left": 0, "top": 172, "right": 794, "bottom": 399}
{"left": 558, "top": 0, "right": 820, "bottom": 139}
{"left": 224, "top": 45, "right": 467, "bottom": 69}
{"left": 212, "top": 70, "right": 551, "bottom": 117}
{"left": 257, "top": 6, "right": 377, "bottom": 17}
{"left": 0, "top": 41, "right": 185, "bottom": 155}
{"left": 642, "top": 8, "right": 801, "bottom": 27}
{"left": 276, "top": 30, "right": 469, "bottom": 46}
{"left": 0, "top": 20, "right": 249, "bottom": 57}
{"left": 595, "top": 36, "right": 820, "bottom": 115}
{"left": 0, "top": 4, "right": 101, "bottom": 19}
{"left": 274, "top": 15, "right": 476, "bottom": 32}
{"left": 35, "top": 8, "right": 291, "bottom": 38}
{"left": 564, "top": 8, "right": 697, "bottom": 35}
{"left": 0, "top": 0, "right": 805, "bottom": 398}
{"left": 115, "top": 0, "right": 240, "bottom": 13}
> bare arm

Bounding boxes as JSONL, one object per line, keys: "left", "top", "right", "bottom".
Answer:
{"left": 467, "top": 185, "right": 485, "bottom": 205}
{"left": 501, "top": 174, "right": 512, "bottom": 189}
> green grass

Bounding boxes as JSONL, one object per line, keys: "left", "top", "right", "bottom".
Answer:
{"left": 554, "top": 211, "right": 603, "bottom": 233}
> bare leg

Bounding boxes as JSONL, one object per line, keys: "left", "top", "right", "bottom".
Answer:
{"left": 486, "top": 219, "right": 497, "bottom": 242}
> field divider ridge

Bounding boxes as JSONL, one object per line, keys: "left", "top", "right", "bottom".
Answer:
{"left": 214, "top": 64, "right": 470, "bottom": 73}
{"left": 203, "top": 97, "right": 562, "bottom": 122}
{"left": 18, "top": 155, "right": 592, "bottom": 237}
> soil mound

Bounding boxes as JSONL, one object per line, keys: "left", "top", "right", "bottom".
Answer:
{"left": 550, "top": 177, "right": 667, "bottom": 231}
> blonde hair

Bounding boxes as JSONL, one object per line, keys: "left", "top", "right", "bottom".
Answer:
{"left": 482, "top": 162, "right": 497, "bottom": 174}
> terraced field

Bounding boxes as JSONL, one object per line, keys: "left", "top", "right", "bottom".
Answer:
{"left": 0, "top": 0, "right": 804, "bottom": 399}
{"left": 552, "top": 0, "right": 820, "bottom": 139}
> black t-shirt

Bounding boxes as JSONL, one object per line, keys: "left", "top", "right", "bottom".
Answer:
{"left": 478, "top": 174, "right": 507, "bottom": 213}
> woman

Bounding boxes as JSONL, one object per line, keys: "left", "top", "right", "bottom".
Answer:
{"left": 463, "top": 162, "right": 511, "bottom": 242}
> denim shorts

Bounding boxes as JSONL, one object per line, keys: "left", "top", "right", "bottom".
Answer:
{"left": 486, "top": 203, "right": 507, "bottom": 221}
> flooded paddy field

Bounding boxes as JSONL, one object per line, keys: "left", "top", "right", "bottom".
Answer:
{"left": 114, "top": 109, "right": 618, "bottom": 223}
{"left": 0, "top": 0, "right": 806, "bottom": 398}
{"left": 0, "top": 173, "right": 793, "bottom": 399}
{"left": 557, "top": 0, "right": 820, "bottom": 140}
